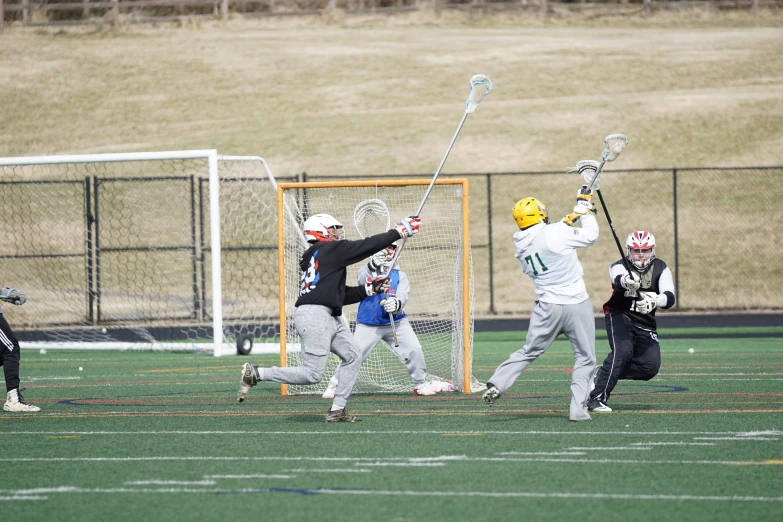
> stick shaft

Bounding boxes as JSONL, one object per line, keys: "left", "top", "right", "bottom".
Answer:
{"left": 381, "top": 111, "right": 470, "bottom": 278}
{"left": 596, "top": 189, "right": 635, "bottom": 276}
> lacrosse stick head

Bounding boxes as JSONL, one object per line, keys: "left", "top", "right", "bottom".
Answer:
{"left": 465, "top": 74, "right": 492, "bottom": 114}
{"left": 568, "top": 160, "right": 602, "bottom": 190}
{"left": 353, "top": 199, "right": 391, "bottom": 239}
{"left": 601, "top": 133, "right": 629, "bottom": 163}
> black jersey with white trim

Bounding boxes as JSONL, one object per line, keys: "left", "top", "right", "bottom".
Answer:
{"left": 602, "top": 258, "right": 674, "bottom": 330}
{"left": 295, "top": 229, "right": 400, "bottom": 317}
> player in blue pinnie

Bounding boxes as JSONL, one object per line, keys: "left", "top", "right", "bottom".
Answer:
{"left": 321, "top": 242, "right": 456, "bottom": 399}
{"left": 237, "top": 213, "right": 421, "bottom": 422}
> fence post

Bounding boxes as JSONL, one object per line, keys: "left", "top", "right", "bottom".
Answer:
{"left": 112, "top": 0, "right": 119, "bottom": 25}
{"left": 83, "top": 0, "right": 89, "bottom": 20}
{"left": 539, "top": 0, "right": 547, "bottom": 17}
{"left": 753, "top": 0, "right": 758, "bottom": 16}
{"left": 643, "top": 0, "right": 651, "bottom": 17}
{"left": 672, "top": 167, "right": 680, "bottom": 310}
{"left": 220, "top": 0, "right": 228, "bottom": 20}
{"left": 22, "top": 0, "right": 28, "bottom": 23}
{"left": 487, "top": 174, "right": 495, "bottom": 314}
{"left": 0, "top": 0, "right": 4, "bottom": 33}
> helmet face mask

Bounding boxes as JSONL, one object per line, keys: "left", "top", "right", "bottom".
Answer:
{"left": 303, "top": 213, "right": 344, "bottom": 243}
{"left": 626, "top": 231, "right": 656, "bottom": 271}
{"left": 512, "top": 197, "right": 549, "bottom": 230}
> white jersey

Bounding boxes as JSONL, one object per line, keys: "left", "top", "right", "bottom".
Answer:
{"left": 513, "top": 215, "right": 599, "bottom": 304}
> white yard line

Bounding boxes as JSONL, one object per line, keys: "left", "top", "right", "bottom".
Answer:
{"left": 124, "top": 480, "right": 216, "bottom": 486}
{"left": 281, "top": 469, "right": 370, "bottom": 473}
{"left": 694, "top": 437, "right": 779, "bottom": 441}
{"left": 203, "top": 474, "right": 294, "bottom": 479}
{"left": 0, "top": 486, "right": 780, "bottom": 503}
{"left": 567, "top": 447, "right": 653, "bottom": 451}
{"left": 496, "top": 451, "right": 585, "bottom": 457}
{"left": 6, "top": 430, "right": 772, "bottom": 436}
{"left": 629, "top": 442, "right": 717, "bottom": 446}
{"left": 0, "top": 456, "right": 770, "bottom": 466}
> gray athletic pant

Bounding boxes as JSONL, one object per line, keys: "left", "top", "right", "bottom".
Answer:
{"left": 329, "top": 317, "right": 426, "bottom": 387}
{"left": 262, "top": 305, "right": 362, "bottom": 410}
{"left": 486, "top": 299, "right": 596, "bottom": 418}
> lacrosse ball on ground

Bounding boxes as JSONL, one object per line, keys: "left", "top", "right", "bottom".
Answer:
{"left": 78, "top": 367, "right": 83, "bottom": 371}
{"left": 40, "top": 349, "right": 47, "bottom": 354}
{"left": 101, "top": 327, "right": 107, "bottom": 334}
{"left": 688, "top": 348, "right": 695, "bottom": 354}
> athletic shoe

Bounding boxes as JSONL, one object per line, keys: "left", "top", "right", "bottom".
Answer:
{"left": 587, "top": 398, "right": 612, "bottom": 412}
{"left": 325, "top": 409, "right": 361, "bottom": 423}
{"left": 322, "top": 383, "right": 337, "bottom": 400}
{"left": 569, "top": 409, "right": 592, "bottom": 422}
{"left": 413, "top": 382, "right": 438, "bottom": 396}
{"left": 483, "top": 384, "right": 500, "bottom": 406}
{"left": 433, "top": 380, "right": 458, "bottom": 393}
{"left": 3, "top": 389, "right": 40, "bottom": 412}
{"left": 237, "top": 363, "right": 259, "bottom": 403}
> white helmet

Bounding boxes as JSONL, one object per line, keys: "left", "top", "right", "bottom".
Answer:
{"left": 303, "top": 213, "right": 344, "bottom": 243}
{"left": 626, "top": 231, "right": 656, "bottom": 271}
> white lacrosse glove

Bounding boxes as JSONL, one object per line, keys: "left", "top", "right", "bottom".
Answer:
{"left": 369, "top": 250, "right": 387, "bottom": 271}
{"left": 630, "top": 292, "right": 657, "bottom": 314}
{"left": 394, "top": 216, "right": 421, "bottom": 239}
{"left": 620, "top": 271, "right": 641, "bottom": 291}
{"left": 0, "top": 287, "right": 26, "bottom": 306}
{"left": 364, "top": 276, "right": 390, "bottom": 296}
{"left": 573, "top": 187, "right": 596, "bottom": 215}
{"left": 380, "top": 296, "right": 400, "bottom": 313}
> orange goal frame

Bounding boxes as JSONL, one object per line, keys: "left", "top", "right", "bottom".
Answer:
{"left": 276, "top": 179, "right": 472, "bottom": 395}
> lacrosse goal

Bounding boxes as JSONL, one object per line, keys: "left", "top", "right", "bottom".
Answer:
{"left": 0, "top": 150, "right": 285, "bottom": 356}
{"left": 277, "top": 179, "right": 481, "bottom": 394}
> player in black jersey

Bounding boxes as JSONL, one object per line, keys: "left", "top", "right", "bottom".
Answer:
{"left": 588, "top": 231, "right": 676, "bottom": 412}
{"left": 237, "top": 212, "right": 421, "bottom": 422}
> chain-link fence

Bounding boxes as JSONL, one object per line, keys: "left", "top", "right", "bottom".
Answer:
{"left": 305, "top": 167, "right": 783, "bottom": 315}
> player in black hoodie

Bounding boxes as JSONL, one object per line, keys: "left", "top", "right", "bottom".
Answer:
{"left": 238, "top": 213, "right": 421, "bottom": 422}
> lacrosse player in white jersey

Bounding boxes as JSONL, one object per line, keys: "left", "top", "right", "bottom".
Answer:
{"left": 483, "top": 167, "right": 600, "bottom": 422}
{"left": 322, "top": 243, "right": 455, "bottom": 398}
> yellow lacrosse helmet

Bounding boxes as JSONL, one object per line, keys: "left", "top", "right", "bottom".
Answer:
{"left": 512, "top": 197, "right": 549, "bottom": 229}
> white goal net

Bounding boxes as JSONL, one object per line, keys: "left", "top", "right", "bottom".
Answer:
{"left": 278, "top": 179, "right": 481, "bottom": 394}
{"left": 0, "top": 150, "right": 284, "bottom": 355}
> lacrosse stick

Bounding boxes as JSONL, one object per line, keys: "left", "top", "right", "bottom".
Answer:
{"left": 574, "top": 134, "right": 636, "bottom": 277}
{"left": 353, "top": 199, "right": 400, "bottom": 347}
{"left": 582, "top": 133, "right": 628, "bottom": 193}
{"left": 382, "top": 74, "right": 492, "bottom": 278}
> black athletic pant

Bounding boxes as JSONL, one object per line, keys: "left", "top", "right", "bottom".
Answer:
{"left": 0, "top": 313, "right": 21, "bottom": 392}
{"left": 591, "top": 312, "right": 661, "bottom": 404}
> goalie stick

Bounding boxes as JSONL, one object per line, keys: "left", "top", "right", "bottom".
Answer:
{"left": 353, "top": 198, "right": 400, "bottom": 347}
{"left": 382, "top": 74, "right": 492, "bottom": 278}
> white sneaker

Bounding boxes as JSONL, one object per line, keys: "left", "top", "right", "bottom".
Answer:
{"left": 431, "top": 380, "right": 458, "bottom": 393}
{"left": 413, "top": 382, "right": 437, "bottom": 396}
{"left": 3, "top": 389, "right": 40, "bottom": 412}
{"left": 322, "top": 383, "right": 337, "bottom": 399}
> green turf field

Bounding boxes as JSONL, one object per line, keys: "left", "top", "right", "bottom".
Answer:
{"left": 2, "top": 331, "right": 782, "bottom": 521}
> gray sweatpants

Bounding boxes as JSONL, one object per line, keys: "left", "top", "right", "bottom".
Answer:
{"left": 487, "top": 299, "right": 596, "bottom": 419}
{"left": 262, "top": 305, "right": 362, "bottom": 410}
{"left": 329, "top": 317, "right": 427, "bottom": 387}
